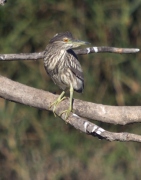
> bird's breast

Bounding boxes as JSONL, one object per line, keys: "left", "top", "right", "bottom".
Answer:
{"left": 44, "top": 48, "right": 84, "bottom": 92}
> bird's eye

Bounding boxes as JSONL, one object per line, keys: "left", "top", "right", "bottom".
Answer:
{"left": 63, "top": 38, "right": 69, "bottom": 42}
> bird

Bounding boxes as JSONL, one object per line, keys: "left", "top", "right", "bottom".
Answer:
{"left": 43, "top": 32, "right": 89, "bottom": 119}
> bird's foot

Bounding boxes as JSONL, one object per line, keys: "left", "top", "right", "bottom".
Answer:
{"left": 50, "top": 96, "right": 66, "bottom": 116}
{"left": 59, "top": 107, "right": 72, "bottom": 121}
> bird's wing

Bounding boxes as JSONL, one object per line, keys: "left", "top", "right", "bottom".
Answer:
{"left": 67, "top": 50, "right": 84, "bottom": 81}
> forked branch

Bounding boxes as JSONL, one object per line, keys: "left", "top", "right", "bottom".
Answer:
{"left": 0, "top": 75, "right": 141, "bottom": 143}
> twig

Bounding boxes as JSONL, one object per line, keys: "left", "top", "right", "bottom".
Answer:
{"left": 0, "top": 0, "right": 6, "bottom": 5}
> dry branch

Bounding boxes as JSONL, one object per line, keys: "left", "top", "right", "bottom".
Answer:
{"left": 0, "top": 75, "right": 141, "bottom": 143}
{"left": 0, "top": 46, "right": 139, "bottom": 61}
{"left": 0, "top": 0, "right": 6, "bottom": 6}
{"left": 0, "top": 45, "right": 140, "bottom": 142}
{"left": 73, "top": 100, "right": 141, "bottom": 125}
{"left": 74, "top": 46, "right": 140, "bottom": 55}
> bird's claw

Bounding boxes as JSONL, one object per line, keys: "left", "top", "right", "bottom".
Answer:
{"left": 59, "top": 108, "right": 72, "bottom": 121}
{"left": 50, "top": 96, "right": 67, "bottom": 116}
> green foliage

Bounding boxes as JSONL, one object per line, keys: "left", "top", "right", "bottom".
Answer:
{"left": 0, "top": 0, "right": 141, "bottom": 179}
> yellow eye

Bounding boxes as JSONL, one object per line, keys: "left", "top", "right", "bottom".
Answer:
{"left": 63, "top": 38, "right": 69, "bottom": 42}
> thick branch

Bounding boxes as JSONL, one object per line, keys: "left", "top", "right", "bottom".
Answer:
{"left": 73, "top": 100, "right": 141, "bottom": 125}
{"left": 0, "top": 75, "right": 141, "bottom": 143}
{"left": 0, "top": 46, "right": 139, "bottom": 61}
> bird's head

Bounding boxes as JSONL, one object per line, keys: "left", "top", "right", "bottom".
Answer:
{"left": 49, "top": 32, "right": 89, "bottom": 50}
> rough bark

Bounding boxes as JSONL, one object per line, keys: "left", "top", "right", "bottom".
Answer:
{"left": 0, "top": 75, "right": 141, "bottom": 143}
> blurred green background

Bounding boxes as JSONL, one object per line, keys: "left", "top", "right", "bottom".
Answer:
{"left": 0, "top": 0, "right": 141, "bottom": 179}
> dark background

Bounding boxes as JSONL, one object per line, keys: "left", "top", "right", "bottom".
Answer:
{"left": 0, "top": 0, "right": 141, "bottom": 179}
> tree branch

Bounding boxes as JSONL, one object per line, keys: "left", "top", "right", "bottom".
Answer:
{"left": 73, "top": 100, "right": 141, "bottom": 125}
{"left": 0, "top": 52, "right": 45, "bottom": 61}
{"left": 0, "top": 46, "right": 139, "bottom": 61}
{"left": 0, "top": 75, "right": 141, "bottom": 143}
{"left": 0, "top": 0, "right": 6, "bottom": 6}
{"left": 74, "top": 46, "right": 140, "bottom": 55}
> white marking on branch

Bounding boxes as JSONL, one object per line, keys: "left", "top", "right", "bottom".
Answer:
{"left": 101, "top": 106, "right": 106, "bottom": 114}
{"left": 96, "top": 127, "right": 105, "bottom": 135}
{"left": 86, "top": 48, "right": 91, "bottom": 54}
{"left": 93, "top": 47, "right": 98, "bottom": 53}
{"left": 73, "top": 113, "right": 79, "bottom": 117}
{"left": 84, "top": 122, "right": 89, "bottom": 132}
{"left": 99, "top": 127, "right": 105, "bottom": 132}
{"left": 92, "top": 125, "right": 98, "bottom": 132}
{"left": 96, "top": 130, "right": 102, "bottom": 135}
{"left": 135, "top": 48, "right": 140, "bottom": 52}
{"left": 54, "top": 33, "right": 58, "bottom": 37}
{"left": 0, "top": 56, "right": 4, "bottom": 60}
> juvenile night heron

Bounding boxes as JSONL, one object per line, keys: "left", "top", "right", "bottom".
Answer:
{"left": 44, "top": 32, "right": 89, "bottom": 119}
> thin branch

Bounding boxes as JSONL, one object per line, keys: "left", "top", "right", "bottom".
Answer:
{"left": 0, "top": 46, "right": 140, "bottom": 61}
{"left": 0, "top": 75, "right": 141, "bottom": 143}
{"left": 0, "top": 0, "right": 6, "bottom": 6}
{"left": 0, "top": 52, "right": 45, "bottom": 61}
{"left": 74, "top": 46, "right": 140, "bottom": 55}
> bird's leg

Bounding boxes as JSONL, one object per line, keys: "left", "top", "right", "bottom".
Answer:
{"left": 50, "top": 91, "right": 66, "bottom": 116}
{"left": 59, "top": 84, "right": 73, "bottom": 120}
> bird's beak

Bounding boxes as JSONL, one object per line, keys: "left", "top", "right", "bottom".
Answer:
{"left": 71, "top": 40, "right": 90, "bottom": 48}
